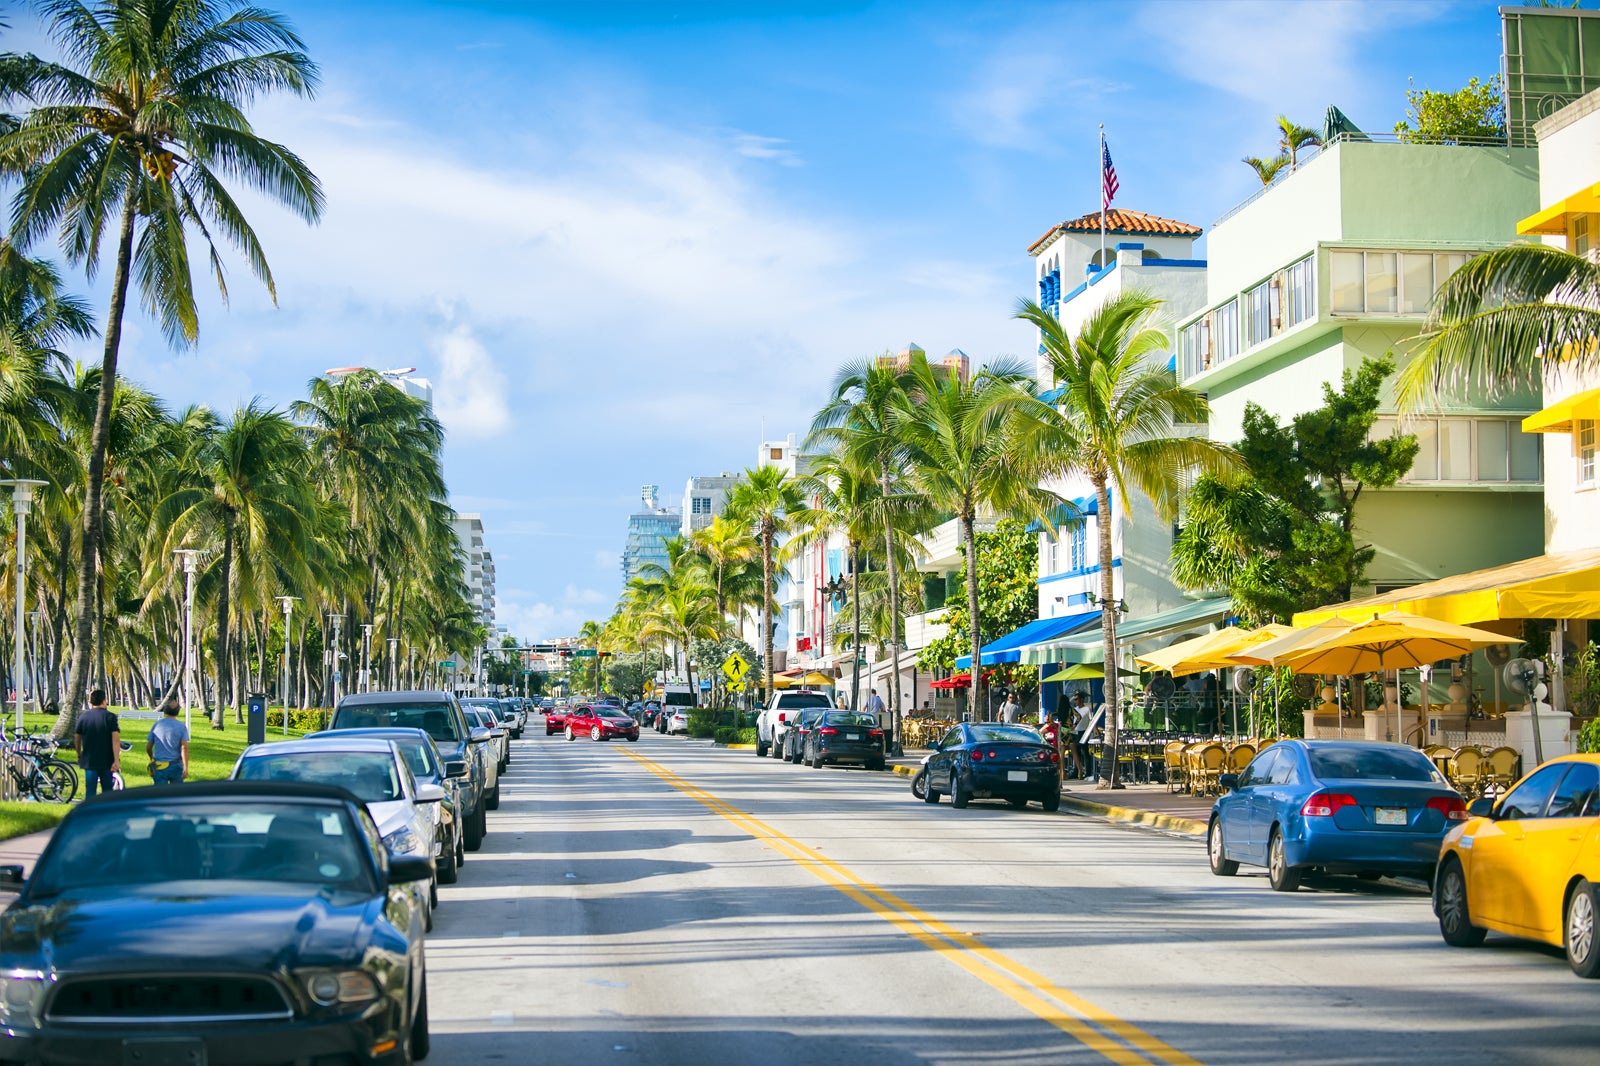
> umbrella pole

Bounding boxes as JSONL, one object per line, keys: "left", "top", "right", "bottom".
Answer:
{"left": 1337, "top": 678, "right": 1344, "bottom": 739}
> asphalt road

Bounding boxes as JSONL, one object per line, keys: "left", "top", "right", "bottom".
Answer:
{"left": 422, "top": 728, "right": 1598, "bottom": 1066}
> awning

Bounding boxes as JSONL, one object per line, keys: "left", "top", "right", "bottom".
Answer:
{"left": 1019, "top": 597, "right": 1232, "bottom": 666}
{"left": 1522, "top": 386, "right": 1600, "bottom": 434}
{"left": 1026, "top": 496, "right": 1098, "bottom": 533}
{"left": 955, "top": 610, "right": 1099, "bottom": 669}
{"left": 1517, "top": 181, "right": 1600, "bottom": 236}
{"left": 1293, "top": 547, "right": 1600, "bottom": 627}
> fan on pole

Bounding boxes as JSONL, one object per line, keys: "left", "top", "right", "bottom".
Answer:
{"left": 1148, "top": 672, "right": 1176, "bottom": 730}
{"left": 1232, "top": 668, "right": 1257, "bottom": 738}
{"left": 1503, "top": 657, "right": 1546, "bottom": 765}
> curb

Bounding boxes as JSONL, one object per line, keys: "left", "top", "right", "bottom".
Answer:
{"left": 718, "top": 743, "right": 756, "bottom": 750}
{"left": 890, "top": 764, "right": 918, "bottom": 777}
{"left": 1057, "top": 794, "right": 1207, "bottom": 837}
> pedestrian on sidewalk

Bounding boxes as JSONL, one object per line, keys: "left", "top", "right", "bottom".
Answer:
{"left": 862, "top": 688, "right": 887, "bottom": 751}
{"left": 73, "top": 689, "right": 121, "bottom": 799}
{"left": 146, "top": 697, "right": 190, "bottom": 785}
{"left": 1000, "top": 690, "right": 1021, "bottom": 724}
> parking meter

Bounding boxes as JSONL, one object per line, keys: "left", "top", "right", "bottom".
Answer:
{"left": 247, "top": 692, "right": 267, "bottom": 744}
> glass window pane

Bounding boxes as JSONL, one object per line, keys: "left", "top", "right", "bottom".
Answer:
{"left": 1365, "top": 252, "right": 1398, "bottom": 313}
{"left": 1330, "top": 251, "right": 1364, "bottom": 312}
{"left": 1410, "top": 419, "right": 1438, "bottom": 480}
{"left": 1436, "top": 253, "right": 1470, "bottom": 287}
{"left": 1371, "top": 417, "right": 1397, "bottom": 442}
{"left": 1509, "top": 423, "right": 1541, "bottom": 481}
{"left": 1476, "top": 419, "right": 1508, "bottom": 481}
{"left": 1439, "top": 419, "right": 1472, "bottom": 480}
{"left": 1401, "top": 253, "right": 1435, "bottom": 314}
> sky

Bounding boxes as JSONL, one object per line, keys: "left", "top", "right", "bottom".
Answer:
{"left": 8, "top": 0, "right": 1515, "bottom": 639}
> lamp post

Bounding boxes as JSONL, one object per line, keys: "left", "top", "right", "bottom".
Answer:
{"left": 173, "top": 549, "right": 205, "bottom": 731}
{"left": 277, "top": 597, "right": 298, "bottom": 735}
{"left": 0, "top": 480, "right": 46, "bottom": 733}
{"left": 360, "top": 624, "right": 373, "bottom": 694}
{"left": 387, "top": 637, "right": 399, "bottom": 691}
{"left": 26, "top": 610, "right": 39, "bottom": 718}
{"left": 328, "top": 614, "right": 345, "bottom": 705}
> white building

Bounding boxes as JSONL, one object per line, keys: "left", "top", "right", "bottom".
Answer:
{"left": 451, "top": 513, "right": 496, "bottom": 631}
{"left": 681, "top": 472, "right": 747, "bottom": 537}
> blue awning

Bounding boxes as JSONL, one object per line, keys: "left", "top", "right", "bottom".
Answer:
{"left": 955, "top": 610, "right": 1100, "bottom": 669}
{"left": 1025, "top": 495, "right": 1098, "bottom": 533}
{"left": 1038, "top": 386, "right": 1065, "bottom": 404}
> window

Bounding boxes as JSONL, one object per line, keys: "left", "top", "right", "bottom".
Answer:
{"left": 1238, "top": 748, "right": 1279, "bottom": 788}
{"left": 1546, "top": 763, "right": 1599, "bottom": 818}
{"left": 1400, "top": 253, "right": 1435, "bottom": 314}
{"left": 1575, "top": 214, "right": 1591, "bottom": 258}
{"left": 1178, "top": 319, "right": 1209, "bottom": 379}
{"left": 1212, "top": 299, "right": 1240, "bottom": 365}
{"left": 1373, "top": 417, "right": 1541, "bottom": 483}
{"left": 1580, "top": 420, "right": 1597, "bottom": 486}
{"left": 1498, "top": 763, "right": 1568, "bottom": 820}
{"left": 691, "top": 496, "right": 713, "bottom": 514}
{"left": 770, "top": 448, "right": 784, "bottom": 461}
{"left": 1070, "top": 523, "right": 1088, "bottom": 572}
{"left": 1435, "top": 252, "right": 1471, "bottom": 287}
{"left": 1365, "top": 251, "right": 1398, "bottom": 313}
{"left": 1438, "top": 418, "right": 1472, "bottom": 481}
{"left": 1284, "top": 256, "right": 1316, "bottom": 329}
{"left": 1476, "top": 419, "right": 1508, "bottom": 481}
{"left": 1331, "top": 251, "right": 1364, "bottom": 312}
{"left": 1410, "top": 418, "right": 1439, "bottom": 481}
{"left": 1331, "top": 249, "right": 1482, "bottom": 314}
{"left": 1244, "top": 280, "right": 1273, "bottom": 348}
{"left": 1041, "top": 533, "right": 1057, "bottom": 574}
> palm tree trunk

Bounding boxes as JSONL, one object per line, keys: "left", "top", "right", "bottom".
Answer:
{"left": 882, "top": 460, "right": 903, "bottom": 752}
{"left": 962, "top": 512, "right": 983, "bottom": 723}
{"left": 57, "top": 196, "right": 138, "bottom": 739}
{"left": 850, "top": 543, "right": 862, "bottom": 711}
{"left": 213, "top": 510, "right": 236, "bottom": 730}
{"left": 1094, "top": 476, "right": 1120, "bottom": 789}
{"left": 761, "top": 523, "right": 775, "bottom": 707}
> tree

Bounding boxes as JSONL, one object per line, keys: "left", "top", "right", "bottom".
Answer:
{"left": 1242, "top": 153, "right": 1291, "bottom": 186}
{"left": 1173, "top": 357, "right": 1419, "bottom": 622}
{"left": 1277, "top": 115, "right": 1322, "bottom": 166}
{"left": 1, "top": 0, "right": 323, "bottom": 725}
{"left": 1397, "top": 242, "right": 1600, "bottom": 411}
{"left": 918, "top": 519, "right": 1039, "bottom": 700}
{"left": 1394, "top": 76, "right": 1504, "bottom": 144}
{"left": 894, "top": 351, "right": 1061, "bottom": 724}
{"left": 638, "top": 581, "right": 724, "bottom": 706}
{"left": 793, "top": 452, "right": 883, "bottom": 711}
{"left": 1016, "top": 291, "right": 1236, "bottom": 788}
{"left": 725, "top": 466, "right": 804, "bottom": 707}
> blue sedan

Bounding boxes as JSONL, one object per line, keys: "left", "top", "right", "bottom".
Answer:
{"left": 923, "top": 723, "right": 1063, "bottom": 811}
{"left": 1208, "top": 740, "right": 1466, "bottom": 891}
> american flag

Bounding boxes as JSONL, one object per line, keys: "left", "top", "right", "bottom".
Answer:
{"left": 1101, "top": 137, "right": 1119, "bottom": 210}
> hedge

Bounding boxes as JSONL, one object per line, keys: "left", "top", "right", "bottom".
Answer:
{"left": 265, "top": 708, "right": 332, "bottom": 732}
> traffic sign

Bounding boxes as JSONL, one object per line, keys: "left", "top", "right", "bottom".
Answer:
{"left": 440, "top": 660, "right": 456, "bottom": 670}
{"left": 572, "top": 649, "right": 598, "bottom": 658}
{"left": 721, "top": 652, "right": 749, "bottom": 682}
{"left": 727, "top": 681, "right": 745, "bottom": 693}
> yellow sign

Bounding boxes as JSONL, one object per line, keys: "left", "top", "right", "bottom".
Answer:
{"left": 721, "top": 653, "right": 750, "bottom": 682}
{"left": 727, "top": 681, "right": 745, "bottom": 693}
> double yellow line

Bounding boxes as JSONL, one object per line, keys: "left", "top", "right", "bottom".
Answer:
{"left": 618, "top": 747, "right": 1202, "bottom": 1066}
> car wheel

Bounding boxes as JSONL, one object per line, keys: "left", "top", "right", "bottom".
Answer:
{"left": 410, "top": 971, "right": 430, "bottom": 1061}
{"left": 429, "top": 876, "right": 438, "bottom": 909}
{"left": 1208, "top": 818, "right": 1239, "bottom": 877}
{"left": 486, "top": 786, "right": 500, "bottom": 811}
{"left": 464, "top": 808, "right": 484, "bottom": 852}
{"left": 1040, "top": 791, "right": 1061, "bottom": 813}
{"left": 627, "top": 735, "right": 638, "bottom": 742}
{"left": 951, "top": 772, "right": 970, "bottom": 809}
{"left": 591, "top": 726, "right": 602, "bottom": 741}
{"left": 868, "top": 758, "right": 885, "bottom": 772}
{"left": 1436, "top": 856, "right": 1486, "bottom": 948}
{"left": 911, "top": 767, "right": 929, "bottom": 800}
{"left": 1567, "top": 878, "right": 1600, "bottom": 978}
{"left": 1267, "top": 828, "right": 1300, "bottom": 892}
{"left": 455, "top": 832, "right": 465, "bottom": 868}
{"left": 1007, "top": 797, "right": 1028, "bottom": 809}
{"left": 566, "top": 726, "right": 575, "bottom": 741}
{"left": 437, "top": 834, "right": 459, "bottom": 884}
{"left": 757, "top": 740, "right": 769, "bottom": 757}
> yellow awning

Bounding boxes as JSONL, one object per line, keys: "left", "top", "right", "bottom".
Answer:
{"left": 1523, "top": 385, "right": 1600, "bottom": 433}
{"left": 1517, "top": 181, "right": 1600, "bottom": 236}
{"left": 1293, "top": 548, "right": 1600, "bottom": 627}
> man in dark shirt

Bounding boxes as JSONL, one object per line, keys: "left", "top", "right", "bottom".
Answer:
{"left": 73, "top": 689, "right": 121, "bottom": 798}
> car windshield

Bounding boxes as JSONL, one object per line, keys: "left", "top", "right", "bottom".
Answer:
{"left": 1307, "top": 747, "right": 1441, "bottom": 783}
{"left": 825, "top": 712, "right": 878, "bottom": 728}
{"left": 30, "top": 801, "right": 372, "bottom": 897}
{"left": 600, "top": 710, "right": 633, "bottom": 721}
{"left": 333, "top": 702, "right": 461, "bottom": 743}
{"left": 237, "top": 750, "right": 403, "bottom": 803}
{"left": 966, "top": 725, "right": 1043, "bottom": 744}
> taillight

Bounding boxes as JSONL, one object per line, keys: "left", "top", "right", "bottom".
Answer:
{"left": 1047, "top": 749, "right": 1059, "bottom": 762}
{"left": 868, "top": 729, "right": 883, "bottom": 738}
{"left": 777, "top": 713, "right": 787, "bottom": 723}
{"left": 1426, "top": 795, "right": 1468, "bottom": 821}
{"left": 818, "top": 727, "right": 839, "bottom": 736}
{"left": 971, "top": 750, "right": 984, "bottom": 762}
{"left": 1302, "top": 793, "right": 1358, "bottom": 817}
{"left": 987, "top": 750, "right": 998, "bottom": 760}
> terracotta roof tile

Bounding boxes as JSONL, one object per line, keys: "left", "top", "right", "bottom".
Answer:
{"left": 1028, "top": 209, "right": 1202, "bottom": 254}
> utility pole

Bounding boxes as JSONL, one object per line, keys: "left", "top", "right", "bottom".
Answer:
{"left": 360, "top": 623, "right": 373, "bottom": 694}
{"left": 174, "top": 549, "right": 206, "bottom": 732}
{"left": 0, "top": 479, "right": 46, "bottom": 733}
{"left": 328, "top": 614, "right": 345, "bottom": 706}
{"left": 277, "top": 597, "right": 298, "bottom": 735}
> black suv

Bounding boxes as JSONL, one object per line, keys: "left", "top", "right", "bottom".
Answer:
{"left": 329, "top": 690, "right": 491, "bottom": 851}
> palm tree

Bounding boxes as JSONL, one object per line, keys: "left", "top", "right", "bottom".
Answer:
{"left": 638, "top": 581, "right": 724, "bottom": 708}
{"left": 1397, "top": 242, "right": 1600, "bottom": 411}
{"left": 893, "top": 351, "right": 1063, "bottom": 723}
{"left": 1277, "top": 116, "right": 1322, "bottom": 167}
{"left": 793, "top": 453, "right": 881, "bottom": 711}
{"left": 1016, "top": 291, "right": 1236, "bottom": 788}
{"left": 726, "top": 466, "right": 804, "bottom": 707}
{"left": 1242, "top": 153, "right": 1291, "bottom": 186}
{"left": 1, "top": 0, "right": 324, "bottom": 720}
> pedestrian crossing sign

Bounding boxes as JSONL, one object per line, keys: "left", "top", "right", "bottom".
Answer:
{"left": 721, "top": 653, "right": 750, "bottom": 682}
{"left": 727, "top": 681, "right": 745, "bottom": 693}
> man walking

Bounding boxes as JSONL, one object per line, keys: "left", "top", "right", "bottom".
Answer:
{"left": 73, "top": 689, "right": 121, "bottom": 798}
{"left": 862, "top": 688, "right": 887, "bottom": 752}
{"left": 146, "top": 697, "right": 190, "bottom": 785}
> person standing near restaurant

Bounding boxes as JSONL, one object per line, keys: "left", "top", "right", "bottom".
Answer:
{"left": 1000, "top": 690, "right": 1021, "bottom": 724}
{"left": 146, "top": 697, "right": 190, "bottom": 785}
{"left": 73, "top": 689, "right": 121, "bottom": 798}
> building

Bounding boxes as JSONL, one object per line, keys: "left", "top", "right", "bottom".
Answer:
{"left": 451, "top": 513, "right": 496, "bottom": 630}
{"left": 325, "top": 365, "right": 434, "bottom": 407}
{"left": 681, "top": 472, "right": 746, "bottom": 537}
{"left": 621, "top": 485, "right": 681, "bottom": 585}
{"left": 878, "top": 342, "right": 969, "bottom": 383}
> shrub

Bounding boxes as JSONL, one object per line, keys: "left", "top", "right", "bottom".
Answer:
{"left": 1579, "top": 716, "right": 1600, "bottom": 755}
{"left": 713, "top": 727, "right": 740, "bottom": 745}
{"left": 265, "top": 708, "right": 332, "bottom": 732}
{"left": 687, "top": 710, "right": 718, "bottom": 738}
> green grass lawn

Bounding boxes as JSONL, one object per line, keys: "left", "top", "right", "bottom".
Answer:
{"left": 0, "top": 711, "right": 317, "bottom": 841}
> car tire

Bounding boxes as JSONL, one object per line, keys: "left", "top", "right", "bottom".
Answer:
{"left": 1436, "top": 856, "right": 1486, "bottom": 948}
{"left": 438, "top": 834, "right": 459, "bottom": 884}
{"left": 464, "top": 808, "right": 485, "bottom": 852}
{"left": 911, "top": 767, "right": 929, "bottom": 800}
{"left": 591, "top": 726, "right": 602, "bottom": 741}
{"left": 951, "top": 773, "right": 970, "bottom": 809}
{"left": 627, "top": 735, "right": 638, "bottom": 742}
{"left": 868, "top": 758, "right": 885, "bottom": 772}
{"left": 410, "top": 972, "right": 430, "bottom": 1061}
{"left": 757, "top": 740, "right": 769, "bottom": 757}
{"left": 1208, "top": 818, "right": 1239, "bottom": 877}
{"left": 455, "top": 833, "right": 465, "bottom": 868}
{"left": 1267, "top": 827, "right": 1300, "bottom": 892}
{"left": 1566, "top": 878, "right": 1600, "bottom": 978}
{"left": 566, "top": 726, "right": 575, "bottom": 741}
{"left": 1041, "top": 791, "right": 1061, "bottom": 813}
{"left": 486, "top": 786, "right": 500, "bottom": 811}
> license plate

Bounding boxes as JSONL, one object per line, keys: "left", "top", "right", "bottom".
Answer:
{"left": 1375, "top": 807, "right": 1407, "bottom": 826}
{"left": 123, "top": 1039, "right": 207, "bottom": 1066}
{"left": 1007, "top": 770, "right": 1028, "bottom": 782}
{"left": 846, "top": 733, "right": 860, "bottom": 740}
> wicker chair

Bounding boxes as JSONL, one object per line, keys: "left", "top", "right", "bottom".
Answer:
{"left": 1164, "top": 741, "right": 1188, "bottom": 794}
{"left": 1484, "top": 746, "right": 1522, "bottom": 797}
{"left": 1226, "top": 743, "right": 1256, "bottom": 776}
{"left": 1449, "top": 745, "right": 1486, "bottom": 799}
{"left": 1192, "top": 743, "right": 1228, "bottom": 796}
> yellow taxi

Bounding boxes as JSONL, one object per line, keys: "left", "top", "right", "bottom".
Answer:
{"left": 1433, "top": 753, "right": 1600, "bottom": 977}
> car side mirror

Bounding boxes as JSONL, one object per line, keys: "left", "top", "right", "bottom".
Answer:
{"left": 387, "top": 853, "right": 435, "bottom": 885}
{"left": 444, "top": 759, "right": 468, "bottom": 778}
{"left": 0, "top": 864, "right": 24, "bottom": 891}
{"left": 416, "top": 782, "right": 446, "bottom": 804}
{"left": 1218, "top": 773, "right": 1239, "bottom": 791}
{"left": 470, "top": 727, "right": 492, "bottom": 744}
{"left": 1467, "top": 797, "right": 1496, "bottom": 819}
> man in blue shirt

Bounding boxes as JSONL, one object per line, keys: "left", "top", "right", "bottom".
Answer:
{"left": 145, "top": 697, "right": 190, "bottom": 785}
{"left": 73, "top": 689, "right": 120, "bottom": 797}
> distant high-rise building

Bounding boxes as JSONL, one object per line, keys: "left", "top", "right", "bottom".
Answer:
{"left": 622, "top": 485, "right": 681, "bottom": 585}
{"left": 451, "top": 512, "right": 496, "bottom": 630}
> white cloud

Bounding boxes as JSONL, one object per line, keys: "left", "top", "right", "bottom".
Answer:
{"left": 431, "top": 323, "right": 510, "bottom": 439}
{"left": 732, "top": 132, "right": 802, "bottom": 166}
{"left": 494, "top": 585, "right": 613, "bottom": 641}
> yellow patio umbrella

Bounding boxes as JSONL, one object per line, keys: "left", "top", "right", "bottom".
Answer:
{"left": 798, "top": 671, "right": 836, "bottom": 686}
{"left": 770, "top": 674, "right": 799, "bottom": 689}
{"left": 1136, "top": 629, "right": 1244, "bottom": 677}
{"left": 1224, "top": 617, "right": 1356, "bottom": 668}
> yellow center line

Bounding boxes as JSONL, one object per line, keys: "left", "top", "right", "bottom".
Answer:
{"left": 617, "top": 747, "right": 1204, "bottom": 1066}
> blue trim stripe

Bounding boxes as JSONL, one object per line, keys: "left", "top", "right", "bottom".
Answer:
{"left": 1038, "top": 558, "right": 1121, "bottom": 584}
{"left": 1144, "top": 258, "right": 1206, "bottom": 268}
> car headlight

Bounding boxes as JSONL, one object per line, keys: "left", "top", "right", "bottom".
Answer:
{"left": 301, "top": 970, "right": 381, "bottom": 1007}
{"left": 382, "top": 827, "right": 424, "bottom": 856}
{"left": 0, "top": 971, "right": 48, "bottom": 1025}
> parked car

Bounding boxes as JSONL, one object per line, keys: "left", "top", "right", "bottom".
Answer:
{"left": 566, "top": 705, "right": 641, "bottom": 742}
{"left": 1434, "top": 753, "right": 1600, "bottom": 977}
{"left": 307, "top": 726, "right": 465, "bottom": 885}
{"left": 592, "top": 693, "right": 624, "bottom": 708}
{"left": 329, "top": 689, "right": 491, "bottom": 851}
{"left": 757, "top": 690, "right": 835, "bottom": 758}
{"left": 1209, "top": 740, "right": 1466, "bottom": 892}
{"left": 463, "top": 698, "right": 519, "bottom": 746}
{"left": 664, "top": 708, "right": 690, "bottom": 735}
{"left": 232, "top": 737, "right": 442, "bottom": 928}
{"left": 493, "top": 699, "right": 524, "bottom": 738}
{"left": 923, "top": 722, "right": 1062, "bottom": 811}
{"left": 0, "top": 781, "right": 432, "bottom": 1063}
{"left": 546, "top": 701, "right": 581, "bottom": 736}
{"left": 782, "top": 707, "right": 830, "bottom": 763}
{"left": 640, "top": 700, "right": 663, "bottom": 727}
{"left": 802, "top": 710, "right": 886, "bottom": 770}
{"left": 463, "top": 707, "right": 510, "bottom": 774}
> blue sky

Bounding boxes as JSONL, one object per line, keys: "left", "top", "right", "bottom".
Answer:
{"left": 12, "top": 0, "right": 1511, "bottom": 638}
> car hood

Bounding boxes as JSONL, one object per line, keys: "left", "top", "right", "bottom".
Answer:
{"left": 1, "top": 889, "right": 377, "bottom": 974}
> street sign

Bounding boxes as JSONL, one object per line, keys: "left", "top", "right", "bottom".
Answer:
{"left": 572, "top": 649, "right": 598, "bottom": 658}
{"left": 721, "top": 652, "right": 749, "bottom": 682}
{"left": 440, "top": 660, "right": 456, "bottom": 670}
{"left": 727, "top": 681, "right": 744, "bottom": 693}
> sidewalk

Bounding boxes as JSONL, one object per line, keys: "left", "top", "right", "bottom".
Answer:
{"left": 0, "top": 829, "right": 53, "bottom": 875}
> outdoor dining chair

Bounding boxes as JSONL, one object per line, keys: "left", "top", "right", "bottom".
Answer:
{"left": 1448, "top": 745, "right": 1486, "bottom": 799}
{"left": 1164, "top": 741, "right": 1187, "bottom": 794}
{"left": 1484, "top": 746, "right": 1522, "bottom": 797}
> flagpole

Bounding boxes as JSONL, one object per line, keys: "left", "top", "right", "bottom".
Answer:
{"left": 1099, "top": 124, "right": 1106, "bottom": 271}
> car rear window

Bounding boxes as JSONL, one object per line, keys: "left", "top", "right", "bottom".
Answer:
{"left": 779, "top": 693, "right": 832, "bottom": 708}
{"left": 826, "top": 712, "right": 877, "bottom": 728}
{"left": 237, "top": 750, "right": 403, "bottom": 803}
{"left": 663, "top": 691, "right": 695, "bottom": 707}
{"left": 968, "top": 725, "right": 1043, "bottom": 744}
{"left": 1307, "top": 747, "right": 1440, "bottom": 783}
{"left": 332, "top": 702, "right": 461, "bottom": 743}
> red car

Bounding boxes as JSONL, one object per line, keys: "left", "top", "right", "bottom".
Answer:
{"left": 546, "top": 702, "right": 582, "bottom": 735}
{"left": 565, "top": 706, "right": 640, "bottom": 742}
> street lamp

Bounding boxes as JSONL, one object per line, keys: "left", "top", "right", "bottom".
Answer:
{"left": 277, "top": 596, "right": 299, "bottom": 735}
{"left": 387, "top": 637, "right": 399, "bottom": 691}
{"left": 0, "top": 480, "right": 46, "bottom": 733}
{"left": 360, "top": 623, "right": 373, "bottom": 694}
{"left": 26, "top": 609, "right": 40, "bottom": 719}
{"left": 328, "top": 614, "right": 345, "bottom": 705}
{"left": 173, "top": 548, "right": 206, "bottom": 731}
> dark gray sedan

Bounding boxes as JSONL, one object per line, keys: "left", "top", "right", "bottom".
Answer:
{"left": 803, "top": 711, "right": 886, "bottom": 771}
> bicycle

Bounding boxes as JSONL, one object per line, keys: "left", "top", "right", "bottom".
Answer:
{"left": 3, "top": 729, "right": 78, "bottom": 803}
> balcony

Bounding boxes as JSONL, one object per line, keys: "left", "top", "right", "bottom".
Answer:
{"left": 903, "top": 608, "right": 949, "bottom": 650}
